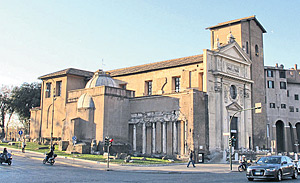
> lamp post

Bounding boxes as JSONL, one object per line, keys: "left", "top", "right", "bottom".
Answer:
{"left": 228, "top": 105, "right": 261, "bottom": 171}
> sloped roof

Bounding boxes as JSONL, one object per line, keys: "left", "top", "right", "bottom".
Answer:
{"left": 206, "top": 15, "right": 267, "bottom": 33}
{"left": 39, "top": 68, "right": 94, "bottom": 79}
{"left": 109, "top": 54, "right": 203, "bottom": 77}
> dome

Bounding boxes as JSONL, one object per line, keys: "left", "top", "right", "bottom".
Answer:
{"left": 85, "top": 69, "right": 118, "bottom": 88}
{"left": 77, "top": 93, "right": 95, "bottom": 109}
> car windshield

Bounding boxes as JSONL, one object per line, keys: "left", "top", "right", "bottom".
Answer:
{"left": 257, "top": 157, "right": 281, "bottom": 164}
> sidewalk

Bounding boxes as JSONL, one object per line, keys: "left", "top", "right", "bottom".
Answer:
{"left": 0, "top": 146, "right": 238, "bottom": 174}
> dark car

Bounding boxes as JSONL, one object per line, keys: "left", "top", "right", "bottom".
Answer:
{"left": 246, "top": 155, "right": 298, "bottom": 181}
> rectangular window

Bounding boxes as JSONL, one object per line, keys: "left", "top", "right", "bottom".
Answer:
{"left": 287, "top": 90, "right": 290, "bottom": 97}
{"left": 56, "top": 81, "right": 62, "bottom": 97}
{"left": 295, "top": 94, "right": 299, "bottom": 100}
{"left": 119, "top": 84, "right": 127, "bottom": 89}
{"left": 280, "top": 82, "right": 286, "bottom": 89}
{"left": 267, "top": 70, "right": 273, "bottom": 77}
{"left": 289, "top": 106, "right": 294, "bottom": 112}
{"left": 267, "top": 81, "right": 274, "bottom": 88}
{"left": 279, "top": 71, "right": 286, "bottom": 78}
{"left": 281, "top": 104, "right": 286, "bottom": 109}
{"left": 198, "top": 72, "right": 203, "bottom": 91}
{"left": 246, "top": 42, "right": 249, "bottom": 54}
{"left": 173, "top": 77, "right": 180, "bottom": 92}
{"left": 296, "top": 108, "right": 299, "bottom": 112}
{"left": 145, "top": 81, "right": 152, "bottom": 95}
{"left": 269, "top": 103, "right": 275, "bottom": 108}
{"left": 45, "top": 82, "right": 51, "bottom": 98}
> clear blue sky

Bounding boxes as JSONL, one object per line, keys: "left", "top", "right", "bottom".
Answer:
{"left": 0, "top": 0, "right": 299, "bottom": 86}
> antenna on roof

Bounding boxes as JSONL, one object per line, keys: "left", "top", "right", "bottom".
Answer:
{"left": 101, "top": 58, "right": 106, "bottom": 70}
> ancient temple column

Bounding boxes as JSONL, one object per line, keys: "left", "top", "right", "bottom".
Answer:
{"left": 173, "top": 121, "right": 177, "bottom": 153}
{"left": 133, "top": 124, "right": 137, "bottom": 151}
{"left": 142, "top": 123, "right": 146, "bottom": 154}
{"left": 152, "top": 123, "right": 156, "bottom": 154}
{"left": 162, "top": 122, "right": 167, "bottom": 154}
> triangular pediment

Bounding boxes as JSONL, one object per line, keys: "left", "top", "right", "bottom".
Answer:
{"left": 226, "top": 102, "right": 243, "bottom": 111}
{"left": 217, "top": 42, "right": 252, "bottom": 65}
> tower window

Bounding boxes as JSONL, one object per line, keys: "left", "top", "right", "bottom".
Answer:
{"left": 267, "top": 70, "right": 273, "bottom": 77}
{"left": 289, "top": 106, "right": 294, "bottom": 112}
{"left": 281, "top": 104, "right": 286, "bottom": 109}
{"left": 255, "top": 45, "right": 259, "bottom": 57}
{"left": 279, "top": 71, "right": 286, "bottom": 78}
{"left": 267, "top": 81, "right": 274, "bottom": 88}
{"left": 56, "top": 81, "right": 62, "bottom": 97}
{"left": 280, "top": 82, "right": 286, "bottom": 89}
{"left": 246, "top": 42, "right": 249, "bottom": 54}
{"left": 45, "top": 82, "right": 51, "bottom": 98}
{"left": 295, "top": 94, "right": 299, "bottom": 100}
{"left": 269, "top": 103, "right": 275, "bottom": 108}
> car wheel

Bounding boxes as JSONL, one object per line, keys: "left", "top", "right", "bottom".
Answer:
{"left": 276, "top": 170, "right": 282, "bottom": 181}
{"left": 292, "top": 169, "right": 298, "bottom": 179}
{"left": 247, "top": 178, "right": 254, "bottom": 181}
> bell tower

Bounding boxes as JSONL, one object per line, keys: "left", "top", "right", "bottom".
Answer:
{"left": 206, "top": 16, "right": 267, "bottom": 149}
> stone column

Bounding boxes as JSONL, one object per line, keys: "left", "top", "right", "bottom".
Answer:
{"left": 162, "top": 122, "right": 167, "bottom": 154}
{"left": 133, "top": 124, "right": 137, "bottom": 151}
{"left": 142, "top": 123, "right": 146, "bottom": 154}
{"left": 152, "top": 123, "right": 156, "bottom": 154}
{"left": 173, "top": 121, "right": 177, "bottom": 153}
{"left": 284, "top": 125, "right": 289, "bottom": 152}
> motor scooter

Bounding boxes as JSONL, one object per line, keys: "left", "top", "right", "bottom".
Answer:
{"left": 238, "top": 160, "right": 251, "bottom": 172}
{"left": 43, "top": 154, "right": 57, "bottom": 165}
{"left": 0, "top": 153, "right": 12, "bottom": 165}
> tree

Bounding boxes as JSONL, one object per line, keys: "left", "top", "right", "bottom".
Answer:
{"left": 0, "top": 86, "right": 12, "bottom": 139}
{"left": 10, "top": 82, "right": 41, "bottom": 134}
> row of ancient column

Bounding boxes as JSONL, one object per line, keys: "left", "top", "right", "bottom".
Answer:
{"left": 132, "top": 121, "right": 178, "bottom": 155}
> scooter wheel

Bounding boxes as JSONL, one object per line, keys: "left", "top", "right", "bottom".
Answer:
{"left": 238, "top": 165, "right": 243, "bottom": 172}
{"left": 50, "top": 160, "right": 54, "bottom": 165}
{"left": 43, "top": 159, "right": 46, "bottom": 164}
{"left": 8, "top": 160, "right": 11, "bottom": 166}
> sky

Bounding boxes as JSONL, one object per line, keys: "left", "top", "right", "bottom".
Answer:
{"left": 0, "top": 0, "right": 299, "bottom": 86}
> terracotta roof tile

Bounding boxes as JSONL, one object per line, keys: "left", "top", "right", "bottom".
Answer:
{"left": 39, "top": 68, "right": 94, "bottom": 79}
{"left": 109, "top": 54, "right": 203, "bottom": 77}
{"left": 206, "top": 15, "right": 266, "bottom": 33}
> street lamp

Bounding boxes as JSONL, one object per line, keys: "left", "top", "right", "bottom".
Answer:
{"left": 228, "top": 105, "right": 261, "bottom": 171}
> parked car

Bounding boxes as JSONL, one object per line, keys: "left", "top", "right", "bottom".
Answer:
{"left": 246, "top": 155, "right": 298, "bottom": 181}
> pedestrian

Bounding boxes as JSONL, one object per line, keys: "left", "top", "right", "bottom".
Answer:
{"left": 187, "top": 150, "right": 196, "bottom": 168}
{"left": 22, "top": 140, "right": 26, "bottom": 153}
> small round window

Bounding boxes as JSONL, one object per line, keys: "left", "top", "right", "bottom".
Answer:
{"left": 230, "top": 85, "right": 237, "bottom": 99}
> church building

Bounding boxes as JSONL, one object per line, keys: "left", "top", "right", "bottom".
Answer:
{"left": 30, "top": 16, "right": 267, "bottom": 160}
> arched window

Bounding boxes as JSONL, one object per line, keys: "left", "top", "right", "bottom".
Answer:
{"left": 255, "top": 45, "right": 259, "bottom": 57}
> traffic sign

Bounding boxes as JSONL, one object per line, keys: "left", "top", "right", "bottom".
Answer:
{"left": 72, "top": 136, "right": 77, "bottom": 141}
{"left": 18, "top": 130, "right": 23, "bottom": 135}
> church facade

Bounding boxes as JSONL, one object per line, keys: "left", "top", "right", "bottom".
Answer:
{"left": 30, "top": 16, "right": 267, "bottom": 160}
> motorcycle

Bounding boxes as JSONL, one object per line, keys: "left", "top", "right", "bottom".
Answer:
{"left": 0, "top": 153, "right": 12, "bottom": 165}
{"left": 43, "top": 154, "right": 57, "bottom": 165}
{"left": 238, "top": 160, "right": 251, "bottom": 172}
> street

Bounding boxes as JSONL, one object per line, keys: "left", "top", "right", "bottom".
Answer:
{"left": 1, "top": 152, "right": 298, "bottom": 183}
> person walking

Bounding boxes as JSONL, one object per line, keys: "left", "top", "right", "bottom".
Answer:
{"left": 187, "top": 150, "right": 196, "bottom": 168}
{"left": 22, "top": 140, "right": 26, "bottom": 153}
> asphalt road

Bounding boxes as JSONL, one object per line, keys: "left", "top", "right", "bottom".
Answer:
{"left": 0, "top": 153, "right": 299, "bottom": 183}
